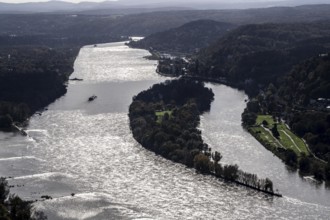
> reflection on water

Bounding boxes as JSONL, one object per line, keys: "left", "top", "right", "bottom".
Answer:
{"left": 201, "top": 84, "right": 330, "bottom": 205}
{"left": 0, "top": 42, "right": 330, "bottom": 219}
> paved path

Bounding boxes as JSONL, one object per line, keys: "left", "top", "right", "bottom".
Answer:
{"left": 261, "top": 125, "right": 284, "bottom": 149}
{"left": 281, "top": 130, "right": 301, "bottom": 153}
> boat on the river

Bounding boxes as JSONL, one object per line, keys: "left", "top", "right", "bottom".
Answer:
{"left": 69, "top": 77, "right": 83, "bottom": 81}
{"left": 88, "top": 95, "right": 97, "bottom": 102}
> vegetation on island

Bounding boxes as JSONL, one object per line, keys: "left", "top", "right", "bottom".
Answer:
{"left": 130, "top": 18, "right": 330, "bottom": 182}
{"left": 2, "top": 3, "right": 330, "bottom": 218}
{"left": 1, "top": 6, "right": 330, "bottom": 132}
{"left": 129, "top": 79, "right": 279, "bottom": 195}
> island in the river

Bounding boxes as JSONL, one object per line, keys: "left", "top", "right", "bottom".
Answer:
{"left": 129, "top": 78, "right": 280, "bottom": 196}
{"left": 128, "top": 20, "right": 330, "bottom": 183}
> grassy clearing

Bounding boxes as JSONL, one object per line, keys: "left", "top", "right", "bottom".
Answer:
{"left": 256, "top": 115, "right": 275, "bottom": 125}
{"left": 278, "top": 124, "right": 309, "bottom": 155}
{"left": 250, "top": 126, "right": 282, "bottom": 149}
{"left": 155, "top": 110, "right": 172, "bottom": 123}
{"left": 255, "top": 115, "right": 309, "bottom": 156}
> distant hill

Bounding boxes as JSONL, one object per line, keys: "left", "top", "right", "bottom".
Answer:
{"left": 128, "top": 20, "right": 236, "bottom": 54}
{"left": 106, "top": 5, "right": 330, "bottom": 36}
{"left": 0, "top": 1, "right": 190, "bottom": 15}
{"left": 0, "top": 0, "right": 329, "bottom": 13}
{"left": 1, "top": 5, "right": 330, "bottom": 38}
{"left": 0, "top": 1, "right": 92, "bottom": 13}
{"left": 191, "top": 21, "right": 330, "bottom": 95}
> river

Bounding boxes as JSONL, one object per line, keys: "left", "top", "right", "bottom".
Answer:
{"left": 0, "top": 42, "right": 330, "bottom": 219}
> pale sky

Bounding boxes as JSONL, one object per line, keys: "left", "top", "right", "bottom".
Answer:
{"left": 0, "top": 0, "right": 289, "bottom": 3}
{"left": 0, "top": 0, "right": 113, "bottom": 3}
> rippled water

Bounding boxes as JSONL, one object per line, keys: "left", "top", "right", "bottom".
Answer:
{"left": 1, "top": 42, "right": 330, "bottom": 219}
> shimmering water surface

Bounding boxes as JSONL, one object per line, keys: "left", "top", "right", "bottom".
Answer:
{"left": 1, "top": 42, "right": 330, "bottom": 219}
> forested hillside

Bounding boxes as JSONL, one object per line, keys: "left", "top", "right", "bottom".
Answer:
{"left": 242, "top": 55, "right": 330, "bottom": 180}
{"left": 132, "top": 16, "right": 330, "bottom": 180}
{"left": 192, "top": 22, "right": 330, "bottom": 95}
{"left": 275, "top": 56, "right": 330, "bottom": 163}
{"left": 1, "top": 4, "right": 329, "bottom": 168}
{"left": 0, "top": 14, "right": 123, "bottom": 130}
{"left": 128, "top": 20, "right": 236, "bottom": 54}
{"left": 1, "top": 4, "right": 330, "bottom": 38}
{"left": 278, "top": 55, "right": 330, "bottom": 104}
{"left": 0, "top": 47, "right": 78, "bottom": 129}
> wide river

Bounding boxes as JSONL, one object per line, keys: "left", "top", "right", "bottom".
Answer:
{"left": 1, "top": 42, "right": 330, "bottom": 219}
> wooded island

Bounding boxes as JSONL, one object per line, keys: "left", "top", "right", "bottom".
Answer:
{"left": 129, "top": 79, "right": 280, "bottom": 196}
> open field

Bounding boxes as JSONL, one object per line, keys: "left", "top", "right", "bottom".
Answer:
{"left": 250, "top": 126, "right": 282, "bottom": 149}
{"left": 155, "top": 110, "right": 172, "bottom": 123}
{"left": 255, "top": 115, "right": 309, "bottom": 156}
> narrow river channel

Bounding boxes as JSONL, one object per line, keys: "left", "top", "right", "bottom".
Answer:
{"left": 0, "top": 42, "right": 329, "bottom": 219}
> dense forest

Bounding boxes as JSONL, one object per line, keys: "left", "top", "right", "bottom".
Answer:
{"left": 128, "top": 20, "right": 236, "bottom": 54}
{"left": 134, "top": 21, "right": 330, "bottom": 95}
{"left": 1, "top": 4, "right": 330, "bottom": 38}
{"left": 191, "top": 22, "right": 330, "bottom": 95}
{"left": 128, "top": 16, "right": 330, "bottom": 182}
{"left": 0, "top": 16, "right": 124, "bottom": 130}
{"left": 129, "top": 79, "right": 277, "bottom": 195}
{"left": 0, "top": 46, "right": 78, "bottom": 129}
{"left": 1, "top": 3, "right": 330, "bottom": 218}
{"left": 271, "top": 56, "right": 330, "bottom": 169}
{"left": 0, "top": 2, "right": 329, "bottom": 205}
{"left": 129, "top": 79, "right": 215, "bottom": 163}
{"left": 1, "top": 7, "right": 328, "bottom": 130}
{"left": 193, "top": 23, "right": 330, "bottom": 180}
{"left": 242, "top": 55, "right": 330, "bottom": 181}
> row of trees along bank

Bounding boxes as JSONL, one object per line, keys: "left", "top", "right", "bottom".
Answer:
{"left": 0, "top": 46, "right": 78, "bottom": 131}
{"left": 0, "top": 36, "right": 127, "bottom": 131}
{"left": 0, "top": 177, "right": 46, "bottom": 220}
{"left": 241, "top": 55, "right": 330, "bottom": 182}
{"left": 129, "top": 78, "right": 281, "bottom": 196}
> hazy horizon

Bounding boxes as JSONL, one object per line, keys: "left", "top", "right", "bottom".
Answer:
{"left": 0, "top": 0, "right": 325, "bottom": 4}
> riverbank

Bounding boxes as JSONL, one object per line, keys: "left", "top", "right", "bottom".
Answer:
{"left": 248, "top": 115, "right": 309, "bottom": 160}
{"left": 130, "top": 47, "right": 257, "bottom": 97}
{"left": 0, "top": 46, "right": 79, "bottom": 132}
{"left": 134, "top": 46, "right": 330, "bottom": 183}
{"left": 242, "top": 99, "right": 330, "bottom": 181}
{"left": 246, "top": 115, "right": 328, "bottom": 181}
{"left": 0, "top": 37, "right": 129, "bottom": 132}
{"left": 129, "top": 78, "right": 281, "bottom": 197}
{"left": 0, "top": 177, "right": 45, "bottom": 219}
{"left": 4, "top": 41, "right": 330, "bottom": 219}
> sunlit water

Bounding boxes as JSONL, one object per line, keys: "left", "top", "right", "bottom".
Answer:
{"left": 1, "top": 42, "right": 330, "bottom": 219}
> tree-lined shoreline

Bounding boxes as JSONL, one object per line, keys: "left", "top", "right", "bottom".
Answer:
{"left": 129, "top": 79, "right": 281, "bottom": 197}
{"left": 128, "top": 20, "right": 330, "bottom": 183}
